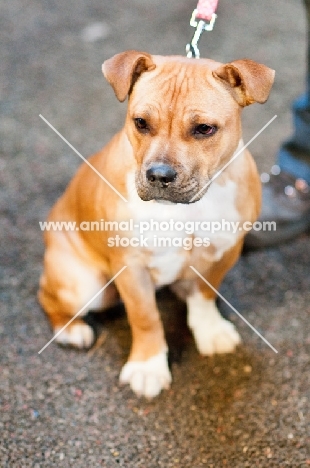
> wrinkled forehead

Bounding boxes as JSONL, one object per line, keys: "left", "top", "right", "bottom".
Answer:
{"left": 129, "top": 57, "right": 234, "bottom": 116}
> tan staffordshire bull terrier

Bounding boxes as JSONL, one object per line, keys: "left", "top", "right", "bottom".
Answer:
{"left": 39, "top": 50, "right": 274, "bottom": 398}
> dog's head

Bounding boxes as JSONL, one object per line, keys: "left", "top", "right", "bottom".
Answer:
{"left": 103, "top": 51, "right": 274, "bottom": 204}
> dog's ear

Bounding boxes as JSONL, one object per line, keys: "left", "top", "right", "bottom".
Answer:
{"left": 102, "top": 50, "right": 156, "bottom": 102}
{"left": 212, "top": 59, "right": 275, "bottom": 106}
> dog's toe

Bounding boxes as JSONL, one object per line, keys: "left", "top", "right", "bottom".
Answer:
{"left": 119, "top": 350, "right": 171, "bottom": 398}
{"left": 187, "top": 294, "right": 241, "bottom": 356}
{"left": 54, "top": 322, "right": 95, "bottom": 349}
{"left": 193, "top": 319, "right": 241, "bottom": 356}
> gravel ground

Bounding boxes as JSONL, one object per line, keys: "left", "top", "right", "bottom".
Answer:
{"left": 1, "top": 0, "right": 310, "bottom": 466}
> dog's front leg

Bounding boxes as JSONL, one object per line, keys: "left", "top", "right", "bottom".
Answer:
{"left": 112, "top": 263, "right": 171, "bottom": 398}
{"left": 187, "top": 242, "right": 243, "bottom": 356}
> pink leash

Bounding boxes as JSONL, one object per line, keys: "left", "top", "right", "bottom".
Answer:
{"left": 196, "top": 0, "right": 218, "bottom": 20}
{"left": 186, "top": 0, "right": 218, "bottom": 58}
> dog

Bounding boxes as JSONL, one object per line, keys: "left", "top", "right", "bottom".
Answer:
{"left": 39, "top": 50, "right": 274, "bottom": 398}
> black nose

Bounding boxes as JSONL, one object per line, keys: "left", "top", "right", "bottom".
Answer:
{"left": 146, "top": 164, "right": 177, "bottom": 186}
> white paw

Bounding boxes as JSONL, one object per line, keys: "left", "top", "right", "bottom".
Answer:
{"left": 54, "top": 322, "right": 95, "bottom": 349}
{"left": 119, "top": 351, "right": 171, "bottom": 398}
{"left": 187, "top": 291, "right": 241, "bottom": 356}
{"left": 192, "top": 318, "right": 241, "bottom": 356}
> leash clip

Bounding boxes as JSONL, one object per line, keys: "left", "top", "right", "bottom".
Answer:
{"left": 186, "top": 9, "right": 217, "bottom": 59}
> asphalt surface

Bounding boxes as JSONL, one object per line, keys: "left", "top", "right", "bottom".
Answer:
{"left": 1, "top": 0, "right": 310, "bottom": 466}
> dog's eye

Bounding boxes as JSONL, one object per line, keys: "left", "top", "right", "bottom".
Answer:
{"left": 134, "top": 118, "right": 149, "bottom": 132}
{"left": 193, "top": 124, "right": 217, "bottom": 137}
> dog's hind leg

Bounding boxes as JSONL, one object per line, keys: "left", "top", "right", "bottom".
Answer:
{"left": 38, "top": 235, "right": 117, "bottom": 349}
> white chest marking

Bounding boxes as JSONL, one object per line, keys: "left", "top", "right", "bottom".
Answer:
{"left": 124, "top": 162, "right": 242, "bottom": 286}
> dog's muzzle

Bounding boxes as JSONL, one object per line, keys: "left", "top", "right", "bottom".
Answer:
{"left": 135, "top": 163, "right": 209, "bottom": 204}
{"left": 143, "top": 163, "right": 181, "bottom": 202}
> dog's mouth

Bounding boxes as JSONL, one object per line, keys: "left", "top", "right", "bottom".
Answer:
{"left": 154, "top": 199, "right": 175, "bottom": 205}
{"left": 135, "top": 163, "right": 211, "bottom": 204}
{"left": 136, "top": 178, "right": 211, "bottom": 204}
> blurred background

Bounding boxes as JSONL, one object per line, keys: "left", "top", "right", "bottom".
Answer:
{"left": 1, "top": 0, "right": 309, "bottom": 466}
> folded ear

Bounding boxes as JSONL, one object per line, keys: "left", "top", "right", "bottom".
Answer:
{"left": 102, "top": 50, "right": 156, "bottom": 102}
{"left": 212, "top": 59, "right": 275, "bottom": 106}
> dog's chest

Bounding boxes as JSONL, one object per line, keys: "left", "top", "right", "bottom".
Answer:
{"left": 125, "top": 174, "right": 241, "bottom": 287}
